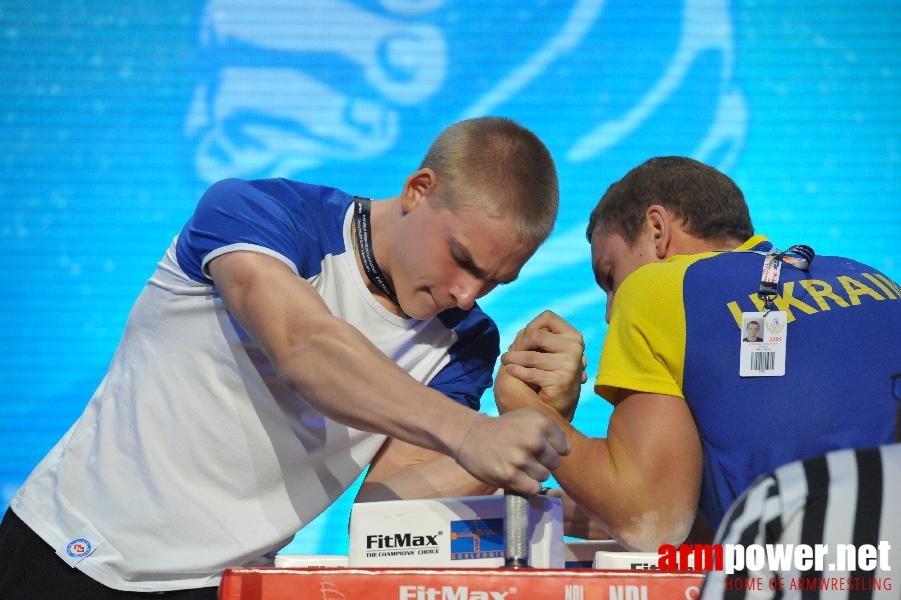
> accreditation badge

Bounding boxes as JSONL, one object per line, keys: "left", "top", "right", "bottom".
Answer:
{"left": 739, "top": 311, "right": 787, "bottom": 377}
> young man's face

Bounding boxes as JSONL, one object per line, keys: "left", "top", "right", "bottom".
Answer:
{"left": 589, "top": 226, "right": 658, "bottom": 323}
{"left": 393, "top": 194, "right": 538, "bottom": 320}
{"left": 746, "top": 321, "right": 760, "bottom": 340}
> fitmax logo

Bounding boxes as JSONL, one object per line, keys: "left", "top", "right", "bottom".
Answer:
{"left": 367, "top": 532, "right": 440, "bottom": 550}
{"left": 399, "top": 585, "right": 513, "bottom": 600}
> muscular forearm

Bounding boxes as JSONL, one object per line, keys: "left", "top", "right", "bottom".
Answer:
{"left": 533, "top": 405, "right": 695, "bottom": 550}
{"left": 213, "top": 252, "right": 479, "bottom": 458}
{"left": 357, "top": 455, "right": 497, "bottom": 503}
{"left": 210, "top": 251, "right": 568, "bottom": 496}
{"left": 275, "top": 317, "right": 479, "bottom": 456}
{"left": 495, "top": 371, "right": 698, "bottom": 550}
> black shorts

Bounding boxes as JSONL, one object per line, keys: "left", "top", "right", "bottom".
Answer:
{"left": 0, "top": 508, "right": 218, "bottom": 600}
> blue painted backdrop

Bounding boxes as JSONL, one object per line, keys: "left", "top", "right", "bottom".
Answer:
{"left": 2, "top": 0, "right": 899, "bottom": 554}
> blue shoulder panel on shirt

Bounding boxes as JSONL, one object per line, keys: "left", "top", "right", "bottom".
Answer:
{"left": 175, "top": 178, "right": 353, "bottom": 283}
{"left": 430, "top": 305, "right": 500, "bottom": 411}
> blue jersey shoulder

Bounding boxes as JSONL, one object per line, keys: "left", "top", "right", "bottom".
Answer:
{"left": 175, "top": 178, "right": 353, "bottom": 282}
{"left": 431, "top": 305, "right": 500, "bottom": 410}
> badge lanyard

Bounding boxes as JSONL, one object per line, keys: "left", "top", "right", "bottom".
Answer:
{"left": 739, "top": 244, "right": 814, "bottom": 377}
{"left": 756, "top": 244, "right": 815, "bottom": 315}
{"left": 353, "top": 197, "right": 399, "bottom": 305}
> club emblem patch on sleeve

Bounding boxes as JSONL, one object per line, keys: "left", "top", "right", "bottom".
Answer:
{"left": 66, "top": 538, "right": 93, "bottom": 558}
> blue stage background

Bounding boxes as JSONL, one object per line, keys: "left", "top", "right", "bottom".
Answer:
{"left": 2, "top": 0, "right": 899, "bottom": 555}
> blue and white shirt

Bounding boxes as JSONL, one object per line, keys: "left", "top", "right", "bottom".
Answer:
{"left": 12, "top": 178, "right": 499, "bottom": 592}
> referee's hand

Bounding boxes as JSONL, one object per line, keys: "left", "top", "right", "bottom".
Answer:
{"left": 453, "top": 408, "right": 569, "bottom": 496}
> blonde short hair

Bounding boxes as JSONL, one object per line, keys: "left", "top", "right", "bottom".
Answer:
{"left": 420, "top": 117, "right": 559, "bottom": 246}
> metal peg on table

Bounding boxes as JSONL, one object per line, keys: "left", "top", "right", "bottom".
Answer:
{"left": 503, "top": 491, "right": 530, "bottom": 568}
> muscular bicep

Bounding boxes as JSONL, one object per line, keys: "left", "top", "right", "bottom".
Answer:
{"left": 208, "top": 250, "right": 335, "bottom": 364}
{"left": 356, "top": 438, "right": 497, "bottom": 503}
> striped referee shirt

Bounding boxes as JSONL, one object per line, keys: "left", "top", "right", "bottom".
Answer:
{"left": 701, "top": 443, "right": 901, "bottom": 599}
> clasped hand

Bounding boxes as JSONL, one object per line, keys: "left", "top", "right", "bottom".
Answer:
{"left": 496, "top": 310, "right": 586, "bottom": 421}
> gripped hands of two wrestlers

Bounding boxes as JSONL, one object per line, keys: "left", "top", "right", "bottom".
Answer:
{"left": 496, "top": 310, "right": 587, "bottom": 422}
{"left": 451, "top": 310, "right": 586, "bottom": 496}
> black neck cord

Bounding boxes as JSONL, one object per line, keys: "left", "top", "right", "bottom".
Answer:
{"left": 353, "top": 197, "right": 399, "bottom": 305}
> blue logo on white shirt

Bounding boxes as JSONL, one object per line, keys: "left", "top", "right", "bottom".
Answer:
{"left": 66, "top": 538, "right": 93, "bottom": 558}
